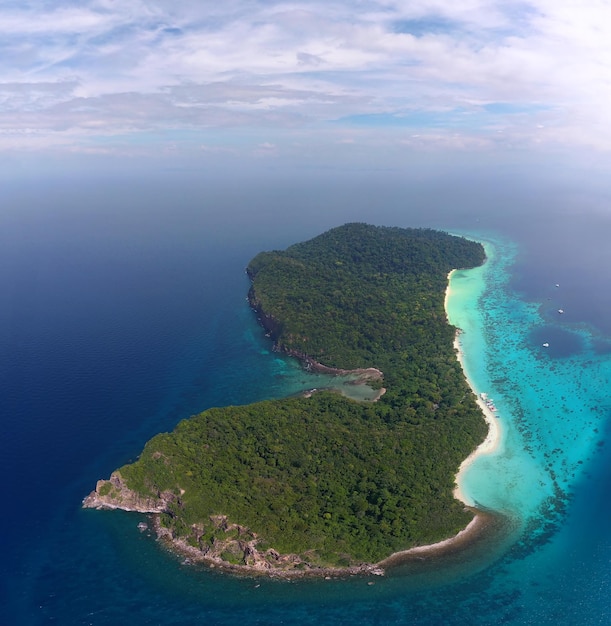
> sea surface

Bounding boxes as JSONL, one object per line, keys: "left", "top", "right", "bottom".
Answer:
{"left": 1, "top": 172, "right": 609, "bottom": 625}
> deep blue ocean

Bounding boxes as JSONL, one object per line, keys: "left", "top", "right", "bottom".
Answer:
{"left": 1, "top": 171, "right": 609, "bottom": 625}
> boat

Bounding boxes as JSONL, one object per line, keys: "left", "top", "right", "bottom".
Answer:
{"left": 543, "top": 342, "right": 549, "bottom": 347}
{"left": 558, "top": 309, "right": 564, "bottom": 314}
{"left": 479, "top": 392, "right": 499, "bottom": 414}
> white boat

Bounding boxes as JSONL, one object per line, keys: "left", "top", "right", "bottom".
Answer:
{"left": 543, "top": 342, "right": 549, "bottom": 347}
{"left": 558, "top": 309, "right": 564, "bottom": 314}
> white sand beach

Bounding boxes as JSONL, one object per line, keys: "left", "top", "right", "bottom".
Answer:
{"left": 452, "top": 334, "right": 502, "bottom": 505}
{"left": 445, "top": 270, "right": 502, "bottom": 506}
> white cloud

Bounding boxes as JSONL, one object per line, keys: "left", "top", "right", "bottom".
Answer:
{"left": 1, "top": 0, "right": 611, "bottom": 155}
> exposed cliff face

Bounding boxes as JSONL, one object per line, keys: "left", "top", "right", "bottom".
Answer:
{"left": 82, "top": 471, "right": 172, "bottom": 513}
{"left": 248, "top": 285, "right": 383, "bottom": 378}
{"left": 247, "top": 285, "right": 283, "bottom": 343}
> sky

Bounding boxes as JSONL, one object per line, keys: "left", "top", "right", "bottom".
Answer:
{"left": 3, "top": 1, "right": 611, "bottom": 174}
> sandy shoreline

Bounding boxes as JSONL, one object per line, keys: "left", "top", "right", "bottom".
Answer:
{"left": 452, "top": 336, "right": 502, "bottom": 504}
{"left": 445, "top": 270, "right": 502, "bottom": 506}
{"left": 375, "top": 510, "right": 495, "bottom": 569}
{"left": 374, "top": 271, "right": 503, "bottom": 566}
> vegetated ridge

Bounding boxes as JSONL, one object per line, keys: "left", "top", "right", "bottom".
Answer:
{"left": 84, "top": 223, "right": 487, "bottom": 573}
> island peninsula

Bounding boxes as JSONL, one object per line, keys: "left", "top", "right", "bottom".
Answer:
{"left": 84, "top": 223, "right": 488, "bottom": 576}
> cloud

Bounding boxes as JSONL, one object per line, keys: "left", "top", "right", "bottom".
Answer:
{"left": 1, "top": 1, "right": 611, "bottom": 156}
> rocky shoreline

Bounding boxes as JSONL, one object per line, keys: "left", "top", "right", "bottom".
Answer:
{"left": 82, "top": 471, "right": 172, "bottom": 513}
{"left": 83, "top": 473, "right": 492, "bottom": 579}
{"left": 154, "top": 516, "right": 386, "bottom": 579}
{"left": 83, "top": 473, "right": 385, "bottom": 578}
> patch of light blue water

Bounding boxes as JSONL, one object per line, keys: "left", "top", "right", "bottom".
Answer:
{"left": 261, "top": 355, "right": 383, "bottom": 402}
{"left": 241, "top": 308, "right": 383, "bottom": 402}
{"left": 447, "top": 233, "right": 609, "bottom": 541}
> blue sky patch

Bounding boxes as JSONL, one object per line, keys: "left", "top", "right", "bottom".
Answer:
{"left": 484, "top": 102, "right": 549, "bottom": 115}
{"left": 392, "top": 18, "right": 459, "bottom": 37}
{"left": 335, "top": 108, "right": 494, "bottom": 130}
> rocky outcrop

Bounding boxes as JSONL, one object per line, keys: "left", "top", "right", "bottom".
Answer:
{"left": 155, "top": 514, "right": 385, "bottom": 578}
{"left": 83, "top": 479, "right": 385, "bottom": 577}
{"left": 82, "top": 471, "right": 173, "bottom": 513}
{"left": 247, "top": 286, "right": 283, "bottom": 343}
{"left": 155, "top": 514, "right": 312, "bottom": 573}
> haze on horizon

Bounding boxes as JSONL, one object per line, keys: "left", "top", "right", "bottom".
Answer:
{"left": 3, "top": 1, "right": 611, "bottom": 179}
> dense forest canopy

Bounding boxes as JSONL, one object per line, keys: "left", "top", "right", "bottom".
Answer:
{"left": 114, "top": 223, "right": 487, "bottom": 567}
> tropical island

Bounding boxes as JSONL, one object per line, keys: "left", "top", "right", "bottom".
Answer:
{"left": 83, "top": 223, "right": 488, "bottom": 576}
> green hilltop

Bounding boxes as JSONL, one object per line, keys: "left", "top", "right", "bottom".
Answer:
{"left": 86, "top": 223, "right": 487, "bottom": 569}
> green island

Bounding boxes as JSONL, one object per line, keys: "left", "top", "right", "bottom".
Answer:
{"left": 84, "top": 223, "right": 488, "bottom": 575}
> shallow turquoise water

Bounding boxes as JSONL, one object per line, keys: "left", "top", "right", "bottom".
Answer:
{"left": 448, "top": 235, "right": 608, "bottom": 535}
